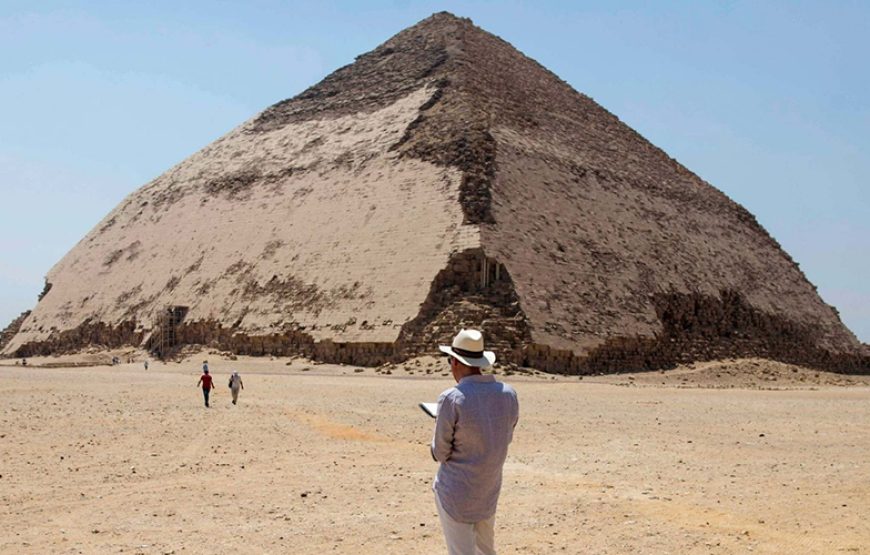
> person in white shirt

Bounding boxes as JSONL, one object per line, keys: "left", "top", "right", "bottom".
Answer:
{"left": 431, "top": 329, "right": 519, "bottom": 555}
{"left": 228, "top": 371, "right": 244, "bottom": 405}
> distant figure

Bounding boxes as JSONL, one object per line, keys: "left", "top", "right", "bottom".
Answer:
{"left": 202, "top": 360, "right": 209, "bottom": 373}
{"left": 432, "top": 329, "right": 519, "bottom": 555}
{"left": 21, "top": 358, "right": 27, "bottom": 366}
{"left": 228, "top": 371, "right": 244, "bottom": 405}
{"left": 197, "top": 368, "right": 214, "bottom": 407}
{"left": 144, "top": 360, "right": 149, "bottom": 370}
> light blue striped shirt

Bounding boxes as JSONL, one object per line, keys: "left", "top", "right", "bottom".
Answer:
{"left": 432, "top": 374, "right": 519, "bottom": 522}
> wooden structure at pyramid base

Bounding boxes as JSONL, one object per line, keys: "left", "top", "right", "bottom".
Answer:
{"left": 146, "top": 306, "right": 188, "bottom": 360}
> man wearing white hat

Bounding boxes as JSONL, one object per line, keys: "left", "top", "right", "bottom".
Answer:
{"left": 432, "top": 329, "right": 519, "bottom": 555}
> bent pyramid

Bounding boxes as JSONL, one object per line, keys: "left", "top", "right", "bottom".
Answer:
{"left": 4, "top": 12, "right": 866, "bottom": 372}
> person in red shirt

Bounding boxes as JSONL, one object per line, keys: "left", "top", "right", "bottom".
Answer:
{"left": 196, "top": 368, "right": 215, "bottom": 407}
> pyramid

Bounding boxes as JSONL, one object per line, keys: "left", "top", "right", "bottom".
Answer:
{"left": 4, "top": 12, "right": 866, "bottom": 372}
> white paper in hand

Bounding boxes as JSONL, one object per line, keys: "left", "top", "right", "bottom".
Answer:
{"left": 419, "top": 402, "right": 438, "bottom": 418}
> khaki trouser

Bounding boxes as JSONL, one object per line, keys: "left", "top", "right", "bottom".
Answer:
{"left": 434, "top": 493, "right": 496, "bottom": 555}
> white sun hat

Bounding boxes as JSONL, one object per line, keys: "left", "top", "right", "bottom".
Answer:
{"left": 439, "top": 329, "right": 496, "bottom": 368}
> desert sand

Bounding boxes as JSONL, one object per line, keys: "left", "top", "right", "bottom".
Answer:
{"left": 1, "top": 352, "right": 868, "bottom": 554}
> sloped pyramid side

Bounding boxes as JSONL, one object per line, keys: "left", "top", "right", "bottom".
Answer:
{"left": 430, "top": 16, "right": 864, "bottom": 369}
{"left": 4, "top": 84, "right": 480, "bottom": 360}
{"left": 376, "top": 13, "right": 865, "bottom": 370}
{"left": 3, "top": 12, "right": 506, "bottom": 362}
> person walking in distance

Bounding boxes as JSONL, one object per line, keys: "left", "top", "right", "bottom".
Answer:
{"left": 197, "top": 368, "right": 214, "bottom": 407}
{"left": 228, "top": 371, "right": 244, "bottom": 405}
{"left": 431, "top": 329, "right": 519, "bottom": 555}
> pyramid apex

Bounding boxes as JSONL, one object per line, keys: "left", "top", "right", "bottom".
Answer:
{"left": 426, "top": 11, "right": 470, "bottom": 22}
{"left": 401, "top": 11, "right": 476, "bottom": 34}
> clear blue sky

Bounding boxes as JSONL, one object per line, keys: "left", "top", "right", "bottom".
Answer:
{"left": 1, "top": 1, "right": 867, "bottom": 342}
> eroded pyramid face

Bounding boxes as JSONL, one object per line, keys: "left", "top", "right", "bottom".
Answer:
{"left": 3, "top": 12, "right": 864, "bottom": 373}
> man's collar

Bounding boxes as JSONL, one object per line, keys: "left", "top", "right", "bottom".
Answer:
{"left": 459, "top": 373, "right": 496, "bottom": 384}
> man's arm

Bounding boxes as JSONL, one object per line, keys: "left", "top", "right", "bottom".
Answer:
{"left": 431, "top": 392, "right": 456, "bottom": 463}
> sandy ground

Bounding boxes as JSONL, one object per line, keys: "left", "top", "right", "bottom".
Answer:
{"left": 1, "top": 352, "right": 868, "bottom": 554}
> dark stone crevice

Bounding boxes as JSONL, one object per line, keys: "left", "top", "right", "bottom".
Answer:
{"left": 12, "top": 316, "right": 392, "bottom": 367}
{"left": 38, "top": 281, "right": 53, "bottom": 301}
{"left": 146, "top": 320, "right": 392, "bottom": 366}
{"left": 395, "top": 120, "right": 497, "bottom": 224}
{"left": 521, "top": 290, "right": 870, "bottom": 375}
{"left": 0, "top": 311, "right": 31, "bottom": 352}
{"left": 395, "top": 248, "right": 530, "bottom": 359}
{"left": 13, "top": 319, "right": 144, "bottom": 358}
